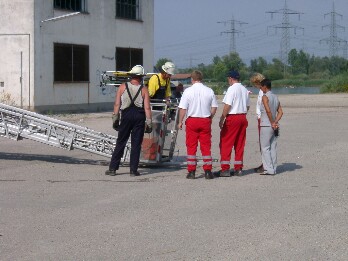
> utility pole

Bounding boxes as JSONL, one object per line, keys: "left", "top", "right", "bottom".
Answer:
{"left": 266, "top": 0, "right": 303, "bottom": 75}
{"left": 218, "top": 16, "right": 247, "bottom": 54}
{"left": 183, "top": 56, "right": 199, "bottom": 68}
{"left": 187, "top": 56, "right": 199, "bottom": 68}
{"left": 320, "top": 2, "right": 346, "bottom": 58}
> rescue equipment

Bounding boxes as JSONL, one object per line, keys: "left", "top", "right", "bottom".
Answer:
{"left": 0, "top": 101, "right": 180, "bottom": 165}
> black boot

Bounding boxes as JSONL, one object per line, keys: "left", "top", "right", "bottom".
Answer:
{"left": 105, "top": 169, "right": 117, "bottom": 176}
{"left": 186, "top": 171, "right": 195, "bottom": 179}
{"left": 130, "top": 170, "right": 140, "bottom": 177}
{"left": 204, "top": 170, "right": 214, "bottom": 179}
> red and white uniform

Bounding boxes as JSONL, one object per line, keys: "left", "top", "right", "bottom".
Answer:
{"left": 179, "top": 82, "right": 218, "bottom": 172}
{"left": 220, "top": 82, "right": 250, "bottom": 171}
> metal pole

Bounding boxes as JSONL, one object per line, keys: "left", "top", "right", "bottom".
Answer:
{"left": 20, "top": 51, "right": 23, "bottom": 108}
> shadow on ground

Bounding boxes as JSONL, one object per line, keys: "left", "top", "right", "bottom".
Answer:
{"left": 277, "top": 162, "right": 303, "bottom": 174}
{"left": 0, "top": 152, "right": 109, "bottom": 166}
{"left": 0, "top": 152, "right": 186, "bottom": 176}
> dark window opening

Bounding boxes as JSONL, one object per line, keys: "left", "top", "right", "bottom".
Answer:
{"left": 116, "top": 47, "right": 143, "bottom": 72}
{"left": 54, "top": 43, "right": 89, "bottom": 82}
{"left": 116, "top": 0, "right": 139, "bottom": 20}
{"left": 54, "top": 0, "right": 87, "bottom": 12}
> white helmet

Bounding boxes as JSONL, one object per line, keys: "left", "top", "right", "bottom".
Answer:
{"left": 162, "top": 61, "right": 175, "bottom": 75}
{"left": 129, "top": 65, "right": 145, "bottom": 76}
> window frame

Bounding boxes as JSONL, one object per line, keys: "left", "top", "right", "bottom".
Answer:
{"left": 54, "top": 43, "right": 90, "bottom": 83}
{"left": 115, "top": 0, "right": 140, "bottom": 21}
{"left": 53, "top": 0, "right": 88, "bottom": 12}
{"left": 115, "top": 47, "right": 143, "bottom": 72}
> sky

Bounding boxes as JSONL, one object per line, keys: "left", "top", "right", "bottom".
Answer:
{"left": 154, "top": 0, "right": 348, "bottom": 69}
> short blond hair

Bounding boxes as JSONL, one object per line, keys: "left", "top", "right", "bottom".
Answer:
{"left": 191, "top": 70, "right": 203, "bottom": 81}
{"left": 250, "top": 73, "right": 265, "bottom": 85}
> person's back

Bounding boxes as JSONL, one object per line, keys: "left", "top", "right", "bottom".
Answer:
{"left": 120, "top": 82, "right": 144, "bottom": 110}
{"left": 180, "top": 82, "right": 215, "bottom": 117}
{"left": 259, "top": 78, "right": 283, "bottom": 175}
{"left": 106, "top": 65, "right": 152, "bottom": 177}
{"left": 218, "top": 70, "right": 249, "bottom": 177}
{"left": 260, "top": 91, "right": 279, "bottom": 126}
{"left": 223, "top": 82, "right": 249, "bottom": 114}
{"left": 177, "top": 70, "right": 218, "bottom": 180}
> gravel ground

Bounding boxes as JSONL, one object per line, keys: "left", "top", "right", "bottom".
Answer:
{"left": 1, "top": 93, "right": 348, "bottom": 260}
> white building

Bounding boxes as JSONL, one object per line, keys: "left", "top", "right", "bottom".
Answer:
{"left": 0, "top": 0, "right": 154, "bottom": 112}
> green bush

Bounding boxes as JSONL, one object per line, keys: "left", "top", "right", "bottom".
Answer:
{"left": 320, "top": 73, "right": 348, "bottom": 93}
{"left": 292, "top": 74, "right": 309, "bottom": 80}
{"left": 210, "top": 82, "right": 228, "bottom": 95}
{"left": 273, "top": 78, "right": 328, "bottom": 87}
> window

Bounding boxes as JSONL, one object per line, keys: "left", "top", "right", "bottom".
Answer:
{"left": 54, "top": 0, "right": 87, "bottom": 12}
{"left": 116, "top": 47, "right": 143, "bottom": 71}
{"left": 54, "top": 43, "right": 89, "bottom": 82}
{"left": 116, "top": 0, "right": 139, "bottom": 20}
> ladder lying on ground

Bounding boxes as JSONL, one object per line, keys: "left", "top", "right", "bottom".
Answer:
{"left": 0, "top": 102, "right": 180, "bottom": 165}
{"left": 0, "top": 102, "right": 116, "bottom": 157}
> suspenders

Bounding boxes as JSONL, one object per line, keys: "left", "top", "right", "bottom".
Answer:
{"left": 152, "top": 74, "right": 168, "bottom": 100}
{"left": 125, "top": 83, "right": 143, "bottom": 108}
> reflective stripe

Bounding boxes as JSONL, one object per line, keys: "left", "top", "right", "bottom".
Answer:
{"left": 203, "top": 161, "right": 212, "bottom": 165}
{"left": 187, "top": 161, "right": 197, "bottom": 165}
{"left": 187, "top": 155, "right": 196, "bottom": 159}
{"left": 220, "top": 161, "right": 230, "bottom": 164}
{"left": 202, "top": 156, "right": 212, "bottom": 159}
{"left": 234, "top": 161, "right": 243, "bottom": 164}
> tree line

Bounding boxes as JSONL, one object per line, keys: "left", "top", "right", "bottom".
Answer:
{"left": 157, "top": 49, "right": 348, "bottom": 93}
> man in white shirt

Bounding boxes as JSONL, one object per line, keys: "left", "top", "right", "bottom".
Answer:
{"left": 218, "top": 70, "right": 250, "bottom": 177}
{"left": 178, "top": 70, "right": 218, "bottom": 179}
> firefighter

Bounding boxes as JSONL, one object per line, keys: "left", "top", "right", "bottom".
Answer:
{"left": 218, "top": 70, "right": 250, "bottom": 177}
{"left": 177, "top": 70, "right": 218, "bottom": 179}
{"left": 105, "top": 65, "right": 152, "bottom": 177}
{"left": 148, "top": 61, "right": 175, "bottom": 108}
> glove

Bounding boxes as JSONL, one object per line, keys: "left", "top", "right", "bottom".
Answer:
{"left": 112, "top": 113, "right": 120, "bottom": 131}
{"left": 144, "top": 119, "right": 152, "bottom": 133}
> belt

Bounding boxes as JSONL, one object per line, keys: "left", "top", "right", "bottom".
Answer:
{"left": 226, "top": 113, "right": 246, "bottom": 117}
{"left": 188, "top": 116, "right": 211, "bottom": 119}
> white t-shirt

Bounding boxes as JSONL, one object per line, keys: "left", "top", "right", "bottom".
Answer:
{"left": 222, "top": 82, "right": 250, "bottom": 114}
{"left": 178, "top": 82, "right": 218, "bottom": 117}
{"left": 256, "top": 89, "right": 264, "bottom": 119}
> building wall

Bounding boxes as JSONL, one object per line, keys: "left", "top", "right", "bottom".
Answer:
{"left": 0, "top": 0, "right": 34, "bottom": 108}
{"left": 0, "top": 0, "right": 154, "bottom": 112}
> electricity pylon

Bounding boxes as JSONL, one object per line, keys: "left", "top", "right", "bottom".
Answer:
{"left": 266, "top": 0, "right": 304, "bottom": 69}
{"left": 320, "top": 2, "right": 347, "bottom": 58}
{"left": 218, "top": 16, "right": 248, "bottom": 54}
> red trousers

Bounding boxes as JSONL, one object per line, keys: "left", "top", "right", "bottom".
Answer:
{"left": 185, "top": 117, "right": 212, "bottom": 172}
{"left": 220, "top": 114, "right": 248, "bottom": 171}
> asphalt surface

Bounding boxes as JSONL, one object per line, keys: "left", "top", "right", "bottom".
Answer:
{"left": 1, "top": 94, "right": 348, "bottom": 260}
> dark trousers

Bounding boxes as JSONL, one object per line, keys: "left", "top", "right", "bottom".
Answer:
{"left": 109, "top": 106, "right": 145, "bottom": 172}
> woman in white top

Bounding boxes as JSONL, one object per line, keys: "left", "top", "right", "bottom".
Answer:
{"left": 250, "top": 73, "right": 265, "bottom": 173}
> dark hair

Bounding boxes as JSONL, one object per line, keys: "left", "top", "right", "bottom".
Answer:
{"left": 261, "top": 78, "right": 272, "bottom": 89}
